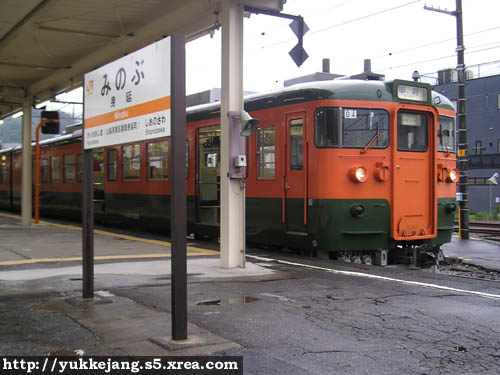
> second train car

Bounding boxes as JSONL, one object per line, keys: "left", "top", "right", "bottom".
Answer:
{"left": 0, "top": 78, "right": 458, "bottom": 265}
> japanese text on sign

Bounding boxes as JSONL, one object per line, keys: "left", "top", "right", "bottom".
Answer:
{"left": 84, "top": 37, "right": 171, "bottom": 149}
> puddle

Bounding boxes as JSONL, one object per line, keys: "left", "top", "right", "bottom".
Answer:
{"left": 95, "top": 290, "right": 114, "bottom": 298}
{"left": 197, "top": 297, "right": 258, "bottom": 306}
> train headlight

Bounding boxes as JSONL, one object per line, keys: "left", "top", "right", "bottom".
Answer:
{"left": 447, "top": 168, "right": 459, "bottom": 183}
{"left": 349, "top": 166, "right": 368, "bottom": 183}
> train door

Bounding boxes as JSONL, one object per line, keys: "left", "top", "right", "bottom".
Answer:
{"left": 392, "top": 109, "right": 437, "bottom": 240}
{"left": 196, "top": 126, "right": 221, "bottom": 225}
{"left": 284, "top": 113, "right": 307, "bottom": 234}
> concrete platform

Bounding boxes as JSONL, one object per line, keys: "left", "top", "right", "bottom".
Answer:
{"left": 442, "top": 236, "right": 500, "bottom": 271}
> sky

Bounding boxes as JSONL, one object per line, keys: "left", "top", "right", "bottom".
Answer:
{"left": 186, "top": 0, "right": 500, "bottom": 93}
{"left": 5, "top": 0, "right": 500, "bottom": 123}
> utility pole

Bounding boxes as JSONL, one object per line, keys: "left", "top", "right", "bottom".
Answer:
{"left": 425, "top": 0, "right": 469, "bottom": 240}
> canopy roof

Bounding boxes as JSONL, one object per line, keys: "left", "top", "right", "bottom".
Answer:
{"left": 0, "top": 0, "right": 283, "bottom": 117}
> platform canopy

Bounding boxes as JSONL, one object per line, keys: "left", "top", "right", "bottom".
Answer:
{"left": 0, "top": 0, "right": 284, "bottom": 118}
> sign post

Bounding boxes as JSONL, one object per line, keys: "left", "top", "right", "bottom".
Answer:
{"left": 83, "top": 35, "right": 187, "bottom": 338}
{"left": 170, "top": 34, "right": 187, "bottom": 340}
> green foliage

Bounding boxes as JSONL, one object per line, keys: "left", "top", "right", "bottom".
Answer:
{"left": 0, "top": 109, "right": 81, "bottom": 147}
{"left": 469, "top": 207, "right": 500, "bottom": 221}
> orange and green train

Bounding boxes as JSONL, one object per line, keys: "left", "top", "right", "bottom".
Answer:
{"left": 0, "top": 79, "right": 458, "bottom": 265}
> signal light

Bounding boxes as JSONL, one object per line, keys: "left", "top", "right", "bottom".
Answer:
{"left": 349, "top": 166, "right": 368, "bottom": 183}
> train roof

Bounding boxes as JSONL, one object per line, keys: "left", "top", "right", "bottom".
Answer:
{"left": 0, "top": 79, "right": 455, "bottom": 154}
{"left": 187, "top": 79, "right": 455, "bottom": 122}
{"left": 0, "top": 129, "right": 82, "bottom": 154}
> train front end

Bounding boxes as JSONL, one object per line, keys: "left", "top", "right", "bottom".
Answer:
{"left": 308, "top": 79, "right": 457, "bottom": 265}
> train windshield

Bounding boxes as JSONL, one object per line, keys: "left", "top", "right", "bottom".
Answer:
{"left": 315, "top": 108, "right": 389, "bottom": 148}
{"left": 437, "top": 116, "right": 456, "bottom": 153}
{"left": 397, "top": 112, "right": 428, "bottom": 152}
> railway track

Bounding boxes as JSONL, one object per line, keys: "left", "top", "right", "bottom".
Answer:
{"left": 454, "top": 220, "right": 500, "bottom": 235}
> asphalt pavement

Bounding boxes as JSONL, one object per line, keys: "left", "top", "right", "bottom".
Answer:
{"left": 1, "top": 212, "right": 499, "bottom": 374}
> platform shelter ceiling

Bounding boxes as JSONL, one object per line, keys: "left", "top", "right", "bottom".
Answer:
{"left": 0, "top": 0, "right": 284, "bottom": 118}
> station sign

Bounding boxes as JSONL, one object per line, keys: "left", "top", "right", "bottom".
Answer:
{"left": 83, "top": 37, "right": 171, "bottom": 149}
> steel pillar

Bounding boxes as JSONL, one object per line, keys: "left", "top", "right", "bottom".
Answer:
{"left": 21, "top": 98, "right": 32, "bottom": 226}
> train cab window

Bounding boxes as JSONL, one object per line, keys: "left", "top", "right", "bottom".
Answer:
{"left": 290, "top": 120, "right": 303, "bottom": 170}
{"left": 315, "top": 108, "right": 341, "bottom": 146}
{"left": 315, "top": 108, "right": 389, "bottom": 148}
{"left": 123, "top": 143, "right": 141, "bottom": 181}
{"left": 77, "top": 154, "right": 83, "bottom": 182}
{"left": 51, "top": 156, "right": 61, "bottom": 184}
{"left": 147, "top": 140, "right": 168, "bottom": 181}
{"left": 107, "top": 149, "right": 118, "bottom": 181}
{"left": 40, "top": 158, "right": 48, "bottom": 183}
{"left": 257, "top": 127, "right": 275, "bottom": 179}
{"left": 438, "top": 116, "right": 456, "bottom": 153}
{"left": 63, "top": 154, "right": 75, "bottom": 183}
{"left": 397, "top": 112, "right": 428, "bottom": 152}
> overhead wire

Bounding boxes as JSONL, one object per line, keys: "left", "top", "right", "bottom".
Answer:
{"left": 336, "top": 26, "right": 500, "bottom": 72}
{"left": 307, "top": 0, "right": 422, "bottom": 36}
{"left": 377, "top": 43, "right": 500, "bottom": 72}
{"left": 244, "top": 0, "right": 353, "bottom": 43}
{"left": 246, "top": 0, "right": 500, "bottom": 77}
{"left": 248, "top": 0, "right": 423, "bottom": 51}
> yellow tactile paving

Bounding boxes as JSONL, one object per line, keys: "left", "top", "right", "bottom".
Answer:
{"left": 0, "top": 212, "right": 219, "bottom": 266}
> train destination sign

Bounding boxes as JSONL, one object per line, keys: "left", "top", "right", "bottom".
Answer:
{"left": 83, "top": 37, "right": 171, "bottom": 149}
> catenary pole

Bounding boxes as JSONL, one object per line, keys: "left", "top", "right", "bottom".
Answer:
{"left": 424, "top": 0, "right": 469, "bottom": 239}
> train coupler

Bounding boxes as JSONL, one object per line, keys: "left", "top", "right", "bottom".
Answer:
{"left": 393, "top": 245, "right": 442, "bottom": 269}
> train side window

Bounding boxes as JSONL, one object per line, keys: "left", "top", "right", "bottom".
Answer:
{"left": 51, "top": 156, "right": 61, "bottom": 184}
{"left": 40, "top": 158, "right": 48, "bottom": 183}
{"left": 257, "top": 127, "right": 275, "bottom": 179}
{"left": 123, "top": 143, "right": 141, "bottom": 181}
{"left": 397, "top": 112, "right": 428, "bottom": 152}
{"left": 63, "top": 154, "right": 75, "bottom": 183}
{"left": 147, "top": 140, "right": 168, "bottom": 181}
{"left": 107, "top": 149, "right": 118, "bottom": 181}
{"left": 0, "top": 156, "right": 7, "bottom": 185}
{"left": 290, "top": 120, "right": 303, "bottom": 170}
{"left": 76, "top": 154, "right": 83, "bottom": 182}
{"left": 186, "top": 140, "right": 190, "bottom": 180}
{"left": 437, "top": 116, "right": 456, "bottom": 153}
